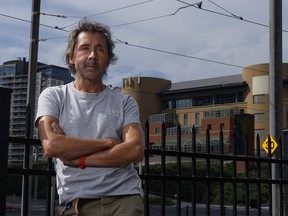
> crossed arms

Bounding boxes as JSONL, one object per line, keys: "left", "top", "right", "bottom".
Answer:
{"left": 37, "top": 115, "right": 144, "bottom": 167}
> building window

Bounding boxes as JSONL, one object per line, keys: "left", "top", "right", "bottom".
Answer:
{"left": 166, "top": 144, "right": 177, "bottom": 151}
{"left": 148, "top": 113, "right": 174, "bottom": 123}
{"left": 184, "top": 114, "right": 188, "bottom": 126}
{"left": 195, "top": 96, "right": 213, "bottom": 106}
{"left": 253, "top": 95, "right": 265, "bottom": 103}
{"left": 203, "top": 109, "right": 237, "bottom": 119}
{"left": 255, "top": 129, "right": 265, "bottom": 138}
{"left": 254, "top": 113, "right": 265, "bottom": 121}
{"left": 175, "top": 99, "right": 192, "bottom": 108}
{"left": 155, "top": 128, "right": 160, "bottom": 134}
{"left": 175, "top": 114, "right": 179, "bottom": 124}
{"left": 237, "top": 92, "right": 244, "bottom": 102}
{"left": 162, "top": 100, "right": 172, "bottom": 109}
{"left": 195, "top": 112, "right": 200, "bottom": 126}
{"left": 220, "top": 123, "right": 225, "bottom": 130}
{"left": 215, "top": 93, "right": 236, "bottom": 104}
{"left": 167, "top": 127, "right": 177, "bottom": 136}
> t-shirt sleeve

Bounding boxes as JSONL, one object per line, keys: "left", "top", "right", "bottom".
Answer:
{"left": 34, "top": 87, "right": 62, "bottom": 127}
{"left": 123, "top": 95, "right": 141, "bottom": 126}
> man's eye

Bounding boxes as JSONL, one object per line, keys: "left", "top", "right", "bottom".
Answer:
{"left": 97, "top": 47, "right": 104, "bottom": 52}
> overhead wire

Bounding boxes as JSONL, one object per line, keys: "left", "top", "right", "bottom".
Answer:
{"left": 112, "top": 5, "right": 193, "bottom": 28}
{"left": 1, "top": 2, "right": 287, "bottom": 77}
{"left": 4, "top": 0, "right": 284, "bottom": 35}
{"left": 40, "top": 12, "right": 68, "bottom": 19}
{"left": 207, "top": 0, "right": 243, "bottom": 19}
{"left": 0, "top": 12, "right": 275, "bottom": 75}
{"left": 57, "top": 0, "right": 155, "bottom": 30}
{"left": 0, "top": 12, "right": 69, "bottom": 31}
{"left": 177, "top": 0, "right": 288, "bottom": 33}
{"left": 114, "top": 37, "right": 273, "bottom": 75}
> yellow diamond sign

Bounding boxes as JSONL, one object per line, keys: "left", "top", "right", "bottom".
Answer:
{"left": 262, "top": 135, "right": 278, "bottom": 154}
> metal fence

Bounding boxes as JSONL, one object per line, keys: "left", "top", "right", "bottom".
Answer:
{"left": 1, "top": 88, "right": 288, "bottom": 216}
{"left": 142, "top": 122, "right": 288, "bottom": 216}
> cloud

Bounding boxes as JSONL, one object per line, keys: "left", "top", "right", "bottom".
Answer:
{"left": 0, "top": 0, "right": 287, "bottom": 87}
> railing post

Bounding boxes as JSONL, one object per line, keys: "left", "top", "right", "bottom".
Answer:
{"left": 144, "top": 120, "right": 150, "bottom": 216}
{"left": 0, "top": 87, "right": 12, "bottom": 216}
{"left": 205, "top": 127, "right": 211, "bottom": 215}
{"left": 160, "top": 122, "right": 166, "bottom": 215}
{"left": 176, "top": 123, "right": 182, "bottom": 216}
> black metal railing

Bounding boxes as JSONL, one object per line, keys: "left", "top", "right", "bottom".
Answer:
{"left": 1, "top": 127, "right": 288, "bottom": 216}
{"left": 1, "top": 87, "right": 288, "bottom": 216}
{"left": 8, "top": 137, "right": 55, "bottom": 216}
{"left": 141, "top": 122, "right": 288, "bottom": 216}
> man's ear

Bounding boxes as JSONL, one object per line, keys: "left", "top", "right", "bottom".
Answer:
{"left": 69, "top": 58, "right": 75, "bottom": 64}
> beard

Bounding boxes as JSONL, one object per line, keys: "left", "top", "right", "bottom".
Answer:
{"left": 77, "top": 60, "right": 107, "bottom": 80}
{"left": 84, "top": 60, "right": 100, "bottom": 70}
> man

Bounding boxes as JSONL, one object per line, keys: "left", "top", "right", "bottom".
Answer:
{"left": 35, "top": 19, "right": 144, "bottom": 216}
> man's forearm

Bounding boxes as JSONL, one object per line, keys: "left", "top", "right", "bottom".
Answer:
{"left": 38, "top": 117, "right": 120, "bottom": 160}
{"left": 63, "top": 139, "right": 144, "bottom": 167}
{"left": 42, "top": 133, "right": 119, "bottom": 160}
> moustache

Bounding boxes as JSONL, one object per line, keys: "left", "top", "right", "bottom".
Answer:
{"left": 84, "top": 61, "right": 100, "bottom": 69}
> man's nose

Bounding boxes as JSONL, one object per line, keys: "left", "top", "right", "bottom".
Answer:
{"left": 88, "top": 50, "right": 97, "bottom": 60}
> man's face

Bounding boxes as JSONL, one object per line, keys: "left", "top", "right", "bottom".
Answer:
{"left": 69, "top": 31, "right": 109, "bottom": 81}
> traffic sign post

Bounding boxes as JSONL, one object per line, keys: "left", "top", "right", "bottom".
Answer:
{"left": 262, "top": 135, "right": 278, "bottom": 155}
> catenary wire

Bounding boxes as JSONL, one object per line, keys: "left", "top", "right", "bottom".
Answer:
{"left": 58, "top": 0, "right": 155, "bottom": 30}
{"left": 0, "top": 12, "right": 275, "bottom": 75}
{"left": 207, "top": 0, "right": 242, "bottom": 19}
{"left": 114, "top": 37, "right": 273, "bottom": 74}
{"left": 0, "top": 11, "right": 284, "bottom": 77}
{"left": 1, "top": 4, "right": 286, "bottom": 77}
{"left": 177, "top": 0, "right": 288, "bottom": 33}
{"left": 112, "top": 5, "right": 192, "bottom": 28}
{"left": 0, "top": 13, "right": 69, "bottom": 31}
{"left": 38, "top": 0, "right": 288, "bottom": 33}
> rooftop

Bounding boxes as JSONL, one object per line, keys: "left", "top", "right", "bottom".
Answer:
{"left": 162, "top": 74, "right": 245, "bottom": 94}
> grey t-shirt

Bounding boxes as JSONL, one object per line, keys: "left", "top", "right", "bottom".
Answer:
{"left": 35, "top": 82, "right": 143, "bottom": 204}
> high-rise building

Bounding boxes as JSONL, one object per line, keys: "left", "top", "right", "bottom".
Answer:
{"left": 0, "top": 58, "right": 73, "bottom": 162}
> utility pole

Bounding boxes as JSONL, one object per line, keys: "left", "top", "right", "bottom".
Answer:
{"left": 23, "top": 0, "right": 41, "bottom": 216}
{"left": 269, "top": 0, "right": 282, "bottom": 215}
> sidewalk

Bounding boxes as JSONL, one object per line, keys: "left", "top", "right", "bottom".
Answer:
{"left": 5, "top": 196, "right": 58, "bottom": 216}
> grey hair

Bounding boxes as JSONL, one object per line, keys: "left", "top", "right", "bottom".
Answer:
{"left": 65, "top": 18, "right": 118, "bottom": 75}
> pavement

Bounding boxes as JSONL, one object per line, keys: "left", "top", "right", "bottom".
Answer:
{"left": 5, "top": 198, "right": 270, "bottom": 216}
{"left": 5, "top": 196, "right": 58, "bottom": 216}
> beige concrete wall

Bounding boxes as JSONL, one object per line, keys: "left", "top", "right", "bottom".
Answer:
{"left": 242, "top": 63, "right": 288, "bottom": 144}
{"left": 121, "top": 77, "right": 171, "bottom": 126}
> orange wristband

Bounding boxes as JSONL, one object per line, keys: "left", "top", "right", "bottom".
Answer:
{"left": 79, "top": 156, "right": 86, "bottom": 169}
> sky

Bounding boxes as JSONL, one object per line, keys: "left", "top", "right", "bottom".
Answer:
{"left": 0, "top": 0, "right": 287, "bottom": 87}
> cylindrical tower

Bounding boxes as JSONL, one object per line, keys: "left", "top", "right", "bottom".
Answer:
{"left": 121, "top": 77, "right": 171, "bottom": 126}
